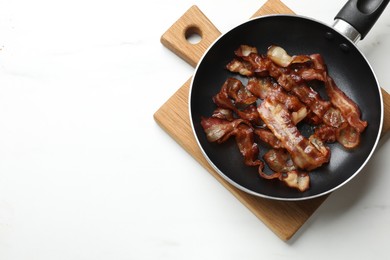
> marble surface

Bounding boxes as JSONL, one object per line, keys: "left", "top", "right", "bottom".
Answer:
{"left": 0, "top": 0, "right": 390, "bottom": 259}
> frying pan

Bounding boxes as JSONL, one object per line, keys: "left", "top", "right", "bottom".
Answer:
{"left": 189, "top": 0, "right": 389, "bottom": 200}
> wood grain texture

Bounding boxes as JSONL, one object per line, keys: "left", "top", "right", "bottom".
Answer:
{"left": 155, "top": 0, "right": 390, "bottom": 241}
{"left": 381, "top": 89, "right": 390, "bottom": 136}
{"left": 250, "top": 0, "right": 294, "bottom": 17}
{"left": 160, "top": 5, "right": 221, "bottom": 67}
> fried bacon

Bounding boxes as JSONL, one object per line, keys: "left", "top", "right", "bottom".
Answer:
{"left": 246, "top": 77, "right": 274, "bottom": 99}
{"left": 213, "top": 78, "right": 261, "bottom": 124}
{"left": 234, "top": 124, "right": 263, "bottom": 167}
{"left": 246, "top": 77, "right": 308, "bottom": 124}
{"left": 336, "top": 124, "right": 361, "bottom": 149}
{"left": 263, "top": 149, "right": 296, "bottom": 172}
{"left": 290, "top": 84, "right": 331, "bottom": 118}
{"left": 325, "top": 76, "right": 367, "bottom": 133}
{"left": 200, "top": 117, "right": 262, "bottom": 167}
{"left": 235, "top": 44, "right": 258, "bottom": 57}
{"left": 226, "top": 59, "right": 254, "bottom": 76}
{"left": 247, "top": 77, "right": 304, "bottom": 111}
{"left": 313, "top": 124, "right": 337, "bottom": 143}
{"left": 322, "top": 107, "right": 346, "bottom": 128}
{"left": 200, "top": 117, "right": 249, "bottom": 143}
{"left": 213, "top": 77, "right": 257, "bottom": 107}
{"left": 259, "top": 170, "right": 310, "bottom": 192}
{"left": 211, "top": 108, "right": 234, "bottom": 121}
{"left": 267, "top": 45, "right": 311, "bottom": 68}
{"left": 254, "top": 128, "right": 283, "bottom": 149}
{"left": 200, "top": 44, "right": 367, "bottom": 192}
{"left": 257, "top": 97, "right": 330, "bottom": 171}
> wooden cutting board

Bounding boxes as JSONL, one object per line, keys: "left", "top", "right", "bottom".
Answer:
{"left": 154, "top": 0, "right": 390, "bottom": 241}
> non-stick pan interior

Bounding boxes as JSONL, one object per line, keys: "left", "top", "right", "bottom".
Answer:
{"left": 190, "top": 15, "right": 383, "bottom": 200}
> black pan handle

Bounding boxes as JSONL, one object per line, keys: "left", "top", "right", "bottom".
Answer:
{"left": 335, "top": 0, "right": 390, "bottom": 40}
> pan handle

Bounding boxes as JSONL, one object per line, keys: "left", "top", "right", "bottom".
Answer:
{"left": 334, "top": 0, "right": 390, "bottom": 41}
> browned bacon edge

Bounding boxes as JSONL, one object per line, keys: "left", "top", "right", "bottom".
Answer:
{"left": 200, "top": 116, "right": 263, "bottom": 167}
{"left": 257, "top": 96, "right": 330, "bottom": 171}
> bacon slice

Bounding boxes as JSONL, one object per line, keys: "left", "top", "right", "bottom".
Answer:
{"left": 290, "top": 84, "right": 331, "bottom": 118}
{"left": 313, "top": 124, "right": 337, "bottom": 143}
{"left": 242, "top": 52, "right": 300, "bottom": 91}
{"left": 263, "top": 149, "right": 296, "bottom": 172}
{"left": 297, "top": 55, "right": 327, "bottom": 81}
{"left": 310, "top": 54, "right": 327, "bottom": 71}
{"left": 234, "top": 44, "right": 258, "bottom": 57}
{"left": 336, "top": 123, "right": 361, "bottom": 149}
{"left": 325, "top": 76, "right": 367, "bottom": 133}
{"left": 246, "top": 77, "right": 275, "bottom": 99}
{"left": 213, "top": 77, "right": 257, "bottom": 107}
{"left": 254, "top": 128, "right": 283, "bottom": 149}
{"left": 247, "top": 77, "right": 304, "bottom": 111}
{"left": 234, "top": 124, "right": 263, "bottom": 166}
{"left": 267, "top": 45, "right": 311, "bottom": 68}
{"left": 200, "top": 117, "right": 262, "bottom": 167}
{"left": 211, "top": 108, "right": 234, "bottom": 121}
{"left": 322, "top": 107, "right": 345, "bottom": 128}
{"left": 200, "top": 117, "right": 249, "bottom": 143}
{"left": 259, "top": 170, "right": 310, "bottom": 192}
{"left": 226, "top": 59, "right": 254, "bottom": 76}
{"left": 213, "top": 78, "right": 261, "bottom": 124}
{"left": 247, "top": 77, "right": 308, "bottom": 124}
{"left": 257, "top": 97, "right": 330, "bottom": 171}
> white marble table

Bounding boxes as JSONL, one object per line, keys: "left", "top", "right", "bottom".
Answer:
{"left": 0, "top": 0, "right": 389, "bottom": 259}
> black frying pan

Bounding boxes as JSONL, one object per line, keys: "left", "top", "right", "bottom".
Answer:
{"left": 190, "top": 0, "right": 388, "bottom": 200}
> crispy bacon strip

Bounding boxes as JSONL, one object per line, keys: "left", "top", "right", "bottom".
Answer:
{"left": 247, "top": 77, "right": 308, "bottom": 124}
{"left": 263, "top": 149, "right": 296, "bottom": 172}
{"left": 310, "top": 54, "right": 327, "bottom": 70}
{"left": 267, "top": 45, "right": 311, "bottom": 68}
{"left": 246, "top": 77, "right": 274, "bottom": 99}
{"left": 325, "top": 76, "right": 367, "bottom": 133}
{"left": 200, "top": 117, "right": 249, "bottom": 143}
{"left": 290, "top": 84, "right": 331, "bottom": 118}
{"left": 211, "top": 108, "right": 234, "bottom": 121}
{"left": 200, "top": 117, "right": 262, "bottom": 167}
{"left": 213, "top": 77, "right": 257, "bottom": 107}
{"left": 322, "top": 107, "right": 346, "bottom": 128}
{"left": 243, "top": 53, "right": 299, "bottom": 91}
{"left": 247, "top": 77, "right": 304, "bottom": 111}
{"left": 313, "top": 124, "right": 337, "bottom": 143}
{"left": 254, "top": 128, "right": 282, "bottom": 149}
{"left": 259, "top": 169, "right": 310, "bottom": 192}
{"left": 235, "top": 44, "right": 258, "bottom": 57}
{"left": 213, "top": 78, "right": 261, "bottom": 124}
{"left": 297, "top": 54, "right": 327, "bottom": 81}
{"left": 226, "top": 59, "right": 254, "bottom": 76}
{"left": 234, "top": 124, "right": 263, "bottom": 166}
{"left": 336, "top": 123, "right": 361, "bottom": 149}
{"left": 257, "top": 97, "right": 330, "bottom": 171}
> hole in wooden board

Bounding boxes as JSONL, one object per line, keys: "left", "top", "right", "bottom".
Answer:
{"left": 185, "top": 26, "right": 202, "bottom": 44}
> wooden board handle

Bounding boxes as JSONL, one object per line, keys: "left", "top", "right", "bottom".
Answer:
{"left": 160, "top": 5, "right": 221, "bottom": 68}
{"left": 160, "top": 0, "right": 293, "bottom": 68}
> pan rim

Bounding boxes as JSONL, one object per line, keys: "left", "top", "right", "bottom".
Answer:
{"left": 189, "top": 14, "right": 384, "bottom": 201}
